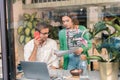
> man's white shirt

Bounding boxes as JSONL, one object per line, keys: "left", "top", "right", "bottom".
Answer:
{"left": 24, "top": 38, "right": 59, "bottom": 68}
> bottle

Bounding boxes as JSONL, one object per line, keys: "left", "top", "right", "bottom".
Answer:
{"left": 79, "top": 55, "right": 89, "bottom": 80}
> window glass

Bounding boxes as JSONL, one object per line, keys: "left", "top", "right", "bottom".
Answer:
{"left": 0, "top": 31, "right": 2, "bottom": 78}
{"left": 3, "top": 0, "right": 120, "bottom": 79}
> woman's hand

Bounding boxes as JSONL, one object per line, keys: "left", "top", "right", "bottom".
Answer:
{"left": 74, "top": 47, "right": 83, "bottom": 55}
{"left": 81, "top": 54, "right": 87, "bottom": 60}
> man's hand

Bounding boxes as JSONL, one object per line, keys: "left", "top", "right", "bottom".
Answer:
{"left": 34, "top": 36, "right": 41, "bottom": 47}
{"left": 28, "top": 31, "right": 41, "bottom": 61}
{"left": 29, "top": 38, "right": 39, "bottom": 61}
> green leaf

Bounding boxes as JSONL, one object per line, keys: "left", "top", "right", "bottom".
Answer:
{"left": 19, "top": 35, "right": 25, "bottom": 44}
{"left": 87, "top": 55, "right": 105, "bottom": 62}
{"left": 17, "top": 26, "right": 24, "bottom": 35}
{"left": 24, "top": 36, "right": 32, "bottom": 44}
{"left": 25, "top": 27, "right": 31, "bottom": 36}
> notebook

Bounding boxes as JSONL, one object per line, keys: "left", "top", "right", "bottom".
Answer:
{"left": 20, "top": 61, "right": 51, "bottom": 80}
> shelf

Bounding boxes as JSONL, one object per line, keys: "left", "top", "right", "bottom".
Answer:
{"left": 23, "top": 0, "right": 120, "bottom": 9}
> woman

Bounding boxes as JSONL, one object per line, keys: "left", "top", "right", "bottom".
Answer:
{"left": 59, "top": 13, "right": 92, "bottom": 70}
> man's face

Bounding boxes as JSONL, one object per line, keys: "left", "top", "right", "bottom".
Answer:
{"left": 40, "top": 28, "right": 49, "bottom": 42}
{"left": 62, "top": 16, "right": 73, "bottom": 29}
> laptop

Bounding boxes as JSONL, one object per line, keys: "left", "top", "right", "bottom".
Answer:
{"left": 20, "top": 61, "right": 51, "bottom": 80}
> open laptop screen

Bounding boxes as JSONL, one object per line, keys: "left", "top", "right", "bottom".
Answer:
{"left": 20, "top": 61, "right": 51, "bottom": 80}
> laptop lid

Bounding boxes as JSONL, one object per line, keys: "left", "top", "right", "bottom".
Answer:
{"left": 20, "top": 61, "right": 51, "bottom": 80}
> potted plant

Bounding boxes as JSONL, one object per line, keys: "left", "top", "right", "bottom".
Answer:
{"left": 88, "top": 16, "right": 120, "bottom": 80}
{"left": 17, "top": 12, "right": 59, "bottom": 45}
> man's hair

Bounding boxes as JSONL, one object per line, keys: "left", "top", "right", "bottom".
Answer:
{"left": 35, "top": 22, "right": 51, "bottom": 32}
{"left": 60, "top": 12, "right": 79, "bottom": 25}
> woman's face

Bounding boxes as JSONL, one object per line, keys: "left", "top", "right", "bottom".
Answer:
{"left": 62, "top": 16, "right": 74, "bottom": 29}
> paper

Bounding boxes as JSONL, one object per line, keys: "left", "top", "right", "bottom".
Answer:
{"left": 54, "top": 47, "right": 79, "bottom": 57}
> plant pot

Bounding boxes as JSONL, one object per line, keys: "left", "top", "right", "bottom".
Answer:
{"left": 99, "top": 62, "right": 119, "bottom": 80}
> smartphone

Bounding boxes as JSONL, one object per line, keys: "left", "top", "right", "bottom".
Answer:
{"left": 34, "top": 31, "right": 40, "bottom": 40}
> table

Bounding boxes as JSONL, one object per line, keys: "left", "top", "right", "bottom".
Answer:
{"left": 17, "top": 69, "right": 120, "bottom": 80}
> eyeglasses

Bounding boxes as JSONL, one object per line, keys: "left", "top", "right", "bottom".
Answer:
{"left": 40, "top": 32, "right": 49, "bottom": 35}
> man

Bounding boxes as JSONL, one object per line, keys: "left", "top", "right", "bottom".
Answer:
{"left": 24, "top": 22, "right": 59, "bottom": 69}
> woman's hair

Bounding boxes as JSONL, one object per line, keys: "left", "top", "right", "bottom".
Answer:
{"left": 35, "top": 22, "right": 51, "bottom": 32}
{"left": 60, "top": 12, "right": 79, "bottom": 25}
